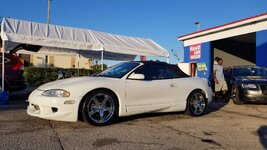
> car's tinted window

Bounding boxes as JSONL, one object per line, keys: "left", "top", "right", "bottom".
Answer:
{"left": 132, "top": 63, "right": 190, "bottom": 80}
{"left": 167, "top": 65, "right": 181, "bottom": 78}
{"left": 133, "top": 64, "right": 169, "bottom": 80}
{"left": 234, "top": 67, "right": 267, "bottom": 76}
{"left": 168, "top": 65, "right": 190, "bottom": 79}
{"left": 97, "top": 62, "right": 140, "bottom": 78}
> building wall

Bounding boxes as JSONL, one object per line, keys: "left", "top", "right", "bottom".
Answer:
{"left": 45, "top": 55, "right": 93, "bottom": 69}
{"left": 181, "top": 15, "right": 267, "bottom": 47}
{"left": 256, "top": 30, "right": 267, "bottom": 67}
{"left": 32, "top": 54, "right": 46, "bottom": 67}
{"left": 79, "top": 57, "right": 93, "bottom": 69}
{"left": 53, "top": 55, "right": 73, "bottom": 68}
{"left": 183, "top": 33, "right": 258, "bottom": 81}
{"left": 184, "top": 42, "right": 212, "bottom": 80}
{"left": 18, "top": 50, "right": 93, "bottom": 69}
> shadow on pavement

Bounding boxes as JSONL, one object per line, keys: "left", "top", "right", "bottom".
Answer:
{"left": 115, "top": 111, "right": 187, "bottom": 125}
{"left": 0, "top": 86, "right": 36, "bottom": 110}
{"left": 206, "top": 99, "right": 229, "bottom": 115}
{"left": 115, "top": 98, "right": 231, "bottom": 124}
{"left": 258, "top": 125, "right": 267, "bottom": 149}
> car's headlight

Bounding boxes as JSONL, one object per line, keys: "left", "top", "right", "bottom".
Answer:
{"left": 42, "top": 89, "right": 70, "bottom": 97}
{"left": 241, "top": 84, "right": 257, "bottom": 89}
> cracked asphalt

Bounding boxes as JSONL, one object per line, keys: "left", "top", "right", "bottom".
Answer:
{"left": 0, "top": 91, "right": 267, "bottom": 150}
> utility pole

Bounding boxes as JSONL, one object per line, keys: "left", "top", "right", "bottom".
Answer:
{"left": 47, "top": 0, "right": 51, "bottom": 24}
{"left": 195, "top": 21, "right": 200, "bottom": 31}
{"left": 46, "top": 0, "right": 51, "bottom": 68}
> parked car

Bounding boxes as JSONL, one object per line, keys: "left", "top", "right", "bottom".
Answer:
{"left": 0, "top": 52, "right": 26, "bottom": 92}
{"left": 224, "top": 66, "right": 267, "bottom": 104}
{"left": 27, "top": 61, "right": 212, "bottom": 126}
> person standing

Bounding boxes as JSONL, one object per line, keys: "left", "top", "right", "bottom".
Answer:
{"left": 213, "top": 57, "right": 228, "bottom": 101}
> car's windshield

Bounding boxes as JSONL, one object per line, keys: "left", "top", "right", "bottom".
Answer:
{"left": 97, "top": 62, "right": 140, "bottom": 78}
{"left": 233, "top": 67, "right": 267, "bottom": 77}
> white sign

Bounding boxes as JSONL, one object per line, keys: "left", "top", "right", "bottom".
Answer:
{"left": 190, "top": 44, "right": 201, "bottom": 60}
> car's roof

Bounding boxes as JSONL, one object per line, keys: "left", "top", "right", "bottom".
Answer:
{"left": 130, "top": 61, "right": 176, "bottom": 66}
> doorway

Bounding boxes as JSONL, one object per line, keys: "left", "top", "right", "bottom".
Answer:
{"left": 190, "top": 62, "right": 197, "bottom": 76}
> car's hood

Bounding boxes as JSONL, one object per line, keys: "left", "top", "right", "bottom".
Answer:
{"left": 37, "top": 76, "right": 114, "bottom": 90}
{"left": 236, "top": 76, "right": 267, "bottom": 84}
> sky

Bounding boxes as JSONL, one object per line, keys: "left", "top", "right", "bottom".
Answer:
{"left": 1, "top": 0, "right": 267, "bottom": 65}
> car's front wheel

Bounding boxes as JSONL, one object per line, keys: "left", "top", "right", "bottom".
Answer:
{"left": 232, "top": 85, "right": 243, "bottom": 105}
{"left": 185, "top": 90, "right": 207, "bottom": 116}
{"left": 82, "top": 90, "right": 118, "bottom": 126}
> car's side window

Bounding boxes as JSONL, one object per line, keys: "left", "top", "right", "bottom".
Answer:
{"left": 133, "top": 64, "right": 169, "bottom": 80}
{"left": 167, "top": 66, "right": 180, "bottom": 79}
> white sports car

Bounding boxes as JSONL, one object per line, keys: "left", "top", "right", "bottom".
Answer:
{"left": 27, "top": 61, "right": 212, "bottom": 126}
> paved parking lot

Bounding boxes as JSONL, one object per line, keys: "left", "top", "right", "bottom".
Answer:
{"left": 0, "top": 91, "right": 267, "bottom": 150}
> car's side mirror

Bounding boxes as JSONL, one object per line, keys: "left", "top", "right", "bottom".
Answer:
{"left": 128, "top": 73, "right": 145, "bottom": 80}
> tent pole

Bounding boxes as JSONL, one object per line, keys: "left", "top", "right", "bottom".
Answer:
{"left": 1, "top": 41, "right": 5, "bottom": 92}
{"left": 101, "top": 50, "right": 104, "bottom": 71}
{"left": 167, "top": 57, "right": 170, "bottom": 64}
{"left": 77, "top": 52, "right": 80, "bottom": 76}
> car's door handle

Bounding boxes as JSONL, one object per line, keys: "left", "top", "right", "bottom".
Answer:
{"left": 170, "top": 83, "right": 177, "bottom": 88}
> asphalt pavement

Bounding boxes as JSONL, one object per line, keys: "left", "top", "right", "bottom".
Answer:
{"left": 0, "top": 88, "right": 267, "bottom": 150}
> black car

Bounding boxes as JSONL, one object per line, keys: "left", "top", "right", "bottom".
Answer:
{"left": 225, "top": 66, "right": 267, "bottom": 104}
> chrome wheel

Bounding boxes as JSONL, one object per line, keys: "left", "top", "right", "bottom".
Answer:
{"left": 83, "top": 91, "right": 117, "bottom": 125}
{"left": 186, "top": 91, "right": 207, "bottom": 116}
{"left": 232, "top": 86, "right": 237, "bottom": 101}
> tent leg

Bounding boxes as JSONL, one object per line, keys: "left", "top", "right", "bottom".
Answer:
{"left": 101, "top": 50, "right": 104, "bottom": 71}
{"left": 1, "top": 41, "right": 5, "bottom": 92}
{"left": 77, "top": 52, "right": 80, "bottom": 76}
{"left": 167, "top": 57, "right": 170, "bottom": 64}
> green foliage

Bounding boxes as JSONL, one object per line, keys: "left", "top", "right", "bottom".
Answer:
{"left": 92, "top": 64, "right": 108, "bottom": 71}
{"left": 24, "top": 67, "right": 99, "bottom": 86}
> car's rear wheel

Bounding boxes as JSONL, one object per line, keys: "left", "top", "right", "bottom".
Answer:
{"left": 82, "top": 90, "right": 118, "bottom": 126}
{"left": 232, "top": 85, "right": 243, "bottom": 105}
{"left": 185, "top": 90, "right": 207, "bottom": 116}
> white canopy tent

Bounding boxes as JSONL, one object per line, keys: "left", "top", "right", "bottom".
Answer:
{"left": 1, "top": 18, "right": 169, "bottom": 91}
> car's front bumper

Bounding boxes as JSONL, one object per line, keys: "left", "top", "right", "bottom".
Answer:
{"left": 27, "top": 89, "right": 81, "bottom": 122}
{"left": 239, "top": 89, "right": 267, "bottom": 103}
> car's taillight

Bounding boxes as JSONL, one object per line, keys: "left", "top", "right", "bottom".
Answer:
{"left": 7, "top": 53, "right": 24, "bottom": 71}
{"left": 11, "top": 62, "right": 24, "bottom": 71}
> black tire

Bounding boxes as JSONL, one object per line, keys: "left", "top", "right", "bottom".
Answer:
{"left": 185, "top": 90, "right": 207, "bottom": 116}
{"left": 232, "top": 85, "right": 243, "bottom": 105}
{"left": 82, "top": 90, "right": 118, "bottom": 126}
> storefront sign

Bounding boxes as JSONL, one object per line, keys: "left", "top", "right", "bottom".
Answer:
{"left": 197, "top": 62, "right": 207, "bottom": 71}
{"left": 190, "top": 44, "right": 201, "bottom": 60}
